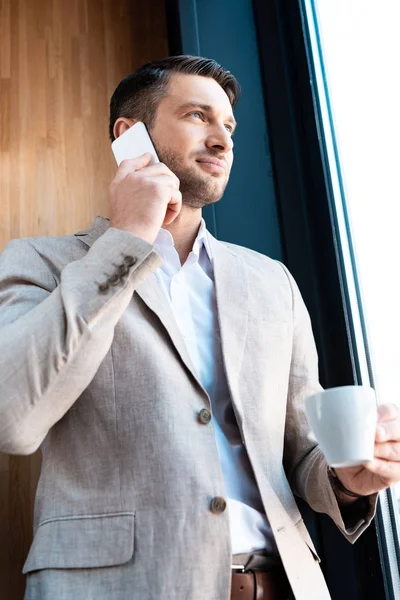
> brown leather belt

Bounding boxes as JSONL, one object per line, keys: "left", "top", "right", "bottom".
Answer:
{"left": 231, "top": 567, "right": 293, "bottom": 600}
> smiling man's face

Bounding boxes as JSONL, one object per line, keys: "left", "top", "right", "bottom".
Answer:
{"left": 148, "top": 73, "right": 236, "bottom": 209}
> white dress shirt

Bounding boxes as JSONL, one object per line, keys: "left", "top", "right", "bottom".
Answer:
{"left": 153, "top": 219, "right": 278, "bottom": 555}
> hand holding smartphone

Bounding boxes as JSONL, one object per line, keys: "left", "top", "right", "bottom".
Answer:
{"left": 109, "top": 122, "right": 181, "bottom": 243}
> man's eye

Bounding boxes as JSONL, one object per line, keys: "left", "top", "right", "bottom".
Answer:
{"left": 189, "top": 111, "right": 202, "bottom": 119}
{"left": 225, "top": 125, "right": 234, "bottom": 134}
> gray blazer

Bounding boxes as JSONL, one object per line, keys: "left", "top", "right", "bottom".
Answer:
{"left": 0, "top": 217, "right": 376, "bottom": 600}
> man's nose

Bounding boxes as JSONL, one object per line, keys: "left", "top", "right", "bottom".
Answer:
{"left": 205, "top": 126, "right": 234, "bottom": 154}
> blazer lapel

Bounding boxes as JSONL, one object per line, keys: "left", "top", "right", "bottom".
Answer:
{"left": 75, "top": 217, "right": 200, "bottom": 386}
{"left": 208, "top": 234, "right": 249, "bottom": 424}
{"left": 134, "top": 275, "right": 200, "bottom": 385}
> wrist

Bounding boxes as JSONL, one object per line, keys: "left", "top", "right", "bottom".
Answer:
{"left": 327, "top": 466, "right": 365, "bottom": 502}
{"left": 109, "top": 222, "right": 154, "bottom": 244}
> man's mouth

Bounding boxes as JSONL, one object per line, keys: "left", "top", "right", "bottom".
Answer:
{"left": 196, "top": 156, "right": 227, "bottom": 174}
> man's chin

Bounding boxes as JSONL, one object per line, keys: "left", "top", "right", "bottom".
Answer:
{"left": 162, "top": 162, "right": 227, "bottom": 207}
{"left": 195, "top": 170, "right": 227, "bottom": 193}
{"left": 181, "top": 181, "right": 226, "bottom": 209}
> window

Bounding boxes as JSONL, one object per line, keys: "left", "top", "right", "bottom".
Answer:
{"left": 302, "top": 0, "right": 400, "bottom": 596}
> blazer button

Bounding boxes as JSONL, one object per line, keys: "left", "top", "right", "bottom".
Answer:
{"left": 98, "top": 282, "right": 110, "bottom": 294}
{"left": 210, "top": 497, "right": 227, "bottom": 515}
{"left": 198, "top": 408, "right": 212, "bottom": 425}
{"left": 124, "top": 255, "right": 137, "bottom": 267}
{"left": 107, "top": 273, "right": 120, "bottom": 286}
{"left": 117, "top": 263, "right": 129, "bottom": 277}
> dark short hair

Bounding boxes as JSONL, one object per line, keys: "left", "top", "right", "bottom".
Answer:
{"left": 109, "top": 55, "right": 241, "bottom": 141}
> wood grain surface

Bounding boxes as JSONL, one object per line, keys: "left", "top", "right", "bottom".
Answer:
{"left": 0, "top": 0, "right": 168, "bottom": 597}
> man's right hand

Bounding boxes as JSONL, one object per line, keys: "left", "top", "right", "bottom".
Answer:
{"left": 109, "top": 153, "right": 182, "bottom": 244}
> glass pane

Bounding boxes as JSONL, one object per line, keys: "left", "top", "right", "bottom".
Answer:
{"left": 303, "top": 0, "right": 400, "bottom": 593}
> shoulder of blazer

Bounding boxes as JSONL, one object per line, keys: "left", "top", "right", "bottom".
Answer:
{"left": 215, "top": 240, "right": 295, "bottom": 302}
{"left": 0, "top": 219, "right": 106, "bottom": 284}
{"left": 219, "top": 240, "right": 286, "bottom": 275}
{"left": 3, "top": 216, "right": 109, "bottom": 261}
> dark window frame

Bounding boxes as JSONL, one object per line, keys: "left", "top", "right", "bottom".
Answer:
{"left": 252, "top": 0, "right": 388, "bottom": 597}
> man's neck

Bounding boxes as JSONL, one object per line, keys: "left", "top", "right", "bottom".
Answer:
{"left": 163, "top": 207, "right": 203, "bottom": 265}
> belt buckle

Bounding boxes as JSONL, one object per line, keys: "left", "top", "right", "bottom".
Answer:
{"left": 231, "top": 564, "right": 246, "bottom": 573}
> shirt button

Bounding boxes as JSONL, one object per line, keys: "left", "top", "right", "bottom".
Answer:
{"left": 210, "top": 497, "right": 227, "bottom": 515}
{"left": 198, "top": 408, "right": 212, "bottom": 425}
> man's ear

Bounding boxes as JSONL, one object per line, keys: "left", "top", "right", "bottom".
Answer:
{"left": 113, "top": 117, "right": 136, "bottom": 140}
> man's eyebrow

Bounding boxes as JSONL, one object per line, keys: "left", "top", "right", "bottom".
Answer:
{"left": 177, "top": 102, "right": 237, "bottom": 129}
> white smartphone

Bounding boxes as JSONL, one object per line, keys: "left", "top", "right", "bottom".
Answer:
{"left": 111, "top": 121, "right": 159, "bottom": 166}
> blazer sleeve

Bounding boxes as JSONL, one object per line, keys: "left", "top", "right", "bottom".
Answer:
{"left": 279, "top": 262, "right": 378, "bottom": 543}
{"left": 0, "top": 228, "right": 162, "bottom": 456}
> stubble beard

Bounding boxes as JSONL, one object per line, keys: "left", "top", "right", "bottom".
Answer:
{"left": 154, "top": 144, "right": 228, "bottom": 210}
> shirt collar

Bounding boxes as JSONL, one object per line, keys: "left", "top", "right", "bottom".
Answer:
{"left": 154, "top": 218, "right": 213, "bottom": 263}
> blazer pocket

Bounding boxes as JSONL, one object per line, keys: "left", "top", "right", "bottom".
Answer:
{"left": 23, "top": 512, "right": 135, "bottom": 573}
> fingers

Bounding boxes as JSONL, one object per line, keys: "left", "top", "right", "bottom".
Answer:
{"left": 375, "top": 404, "right": 400, "bottom": 443}
{"left": 142, "top": 174, "right": 180, "bottom": 191}
{"left": 112, "top": 156, "right": 180, "bottom": 189}
{"left": 163, "top": 188, "right": 182, "bottom": 225}
{"left": 363, "top": 457, "right": 400, "bottom": 482}
{"left": 339, "top": 406, "right": 400, "bottom": 493}
{"left": 166, "top": 187, "right": 182, "bottom": 209}
{"left": 141, "top": 163, "right": 180, "bottom": 188}
{"left": 376, "top": 418, "right": 400, "bottom": 443}
{"left": 112, "top": 154, "right": 154, "bottom": 184}
{"left": 374, "top": 440, "right": 400, "bottom": 461}
{"left": 377, "top": 403, "right": 399, "bottom": 423}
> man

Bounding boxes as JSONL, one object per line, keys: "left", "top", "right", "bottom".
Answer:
{"left": 0, "top": 55, "right": 399, "bottom": 600}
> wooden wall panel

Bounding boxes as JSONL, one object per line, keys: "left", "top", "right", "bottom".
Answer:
{"left": 0, "top": 0, "right": 168, "bottom": 597}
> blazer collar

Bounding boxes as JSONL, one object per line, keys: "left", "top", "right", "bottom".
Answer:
{"left": 75, "top": 218, "right": 249, "bottom": 411}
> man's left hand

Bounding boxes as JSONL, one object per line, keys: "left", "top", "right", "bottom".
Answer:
{"left": 335, "top": 403, "right": 400, "bottom": 497}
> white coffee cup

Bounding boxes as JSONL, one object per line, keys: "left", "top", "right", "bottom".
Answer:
{"left": 305, "top": 385, "right": 378, "bottom": 468}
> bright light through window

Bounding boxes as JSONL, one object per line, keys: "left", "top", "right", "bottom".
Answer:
{"left": 310, "top": 0, "right": 400, "bottom": 515}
